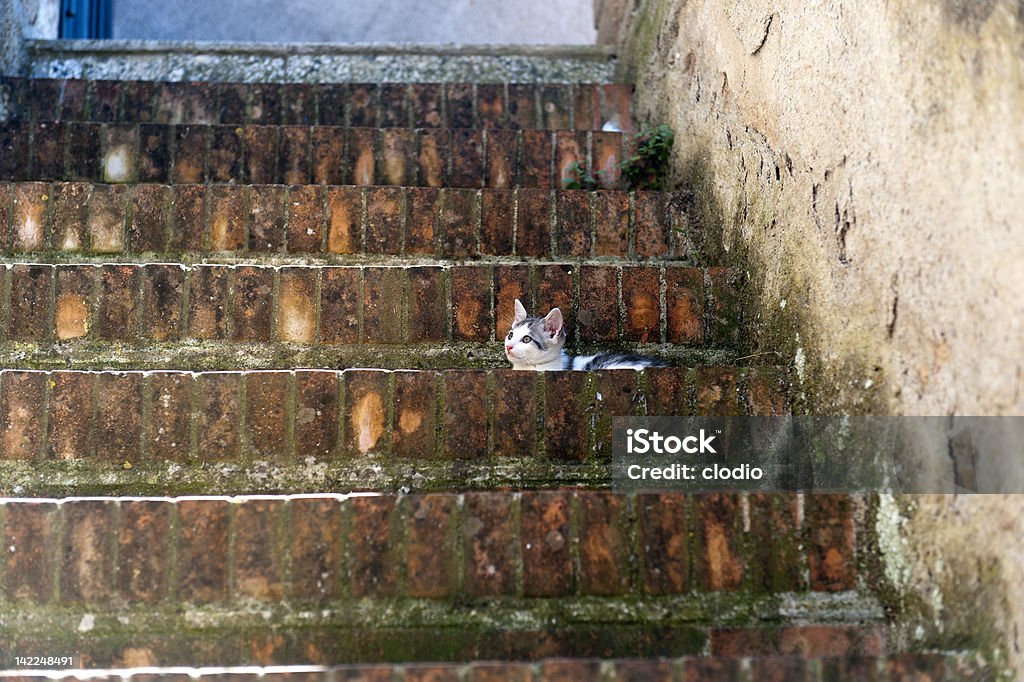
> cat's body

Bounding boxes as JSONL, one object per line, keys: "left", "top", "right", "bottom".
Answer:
{"left": 504, "top": 299, "right": 668, "bottom": 371}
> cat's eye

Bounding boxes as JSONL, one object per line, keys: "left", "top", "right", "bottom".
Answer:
{"left": 506, "top": 331, "right": 513, "bottom": 340}
{"left": 521, "top": 335, "right": 532, "bottom": 344}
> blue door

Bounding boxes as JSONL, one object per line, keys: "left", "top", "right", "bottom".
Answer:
{"left": 60, "top": 0, "right": 112, "bottom": 38}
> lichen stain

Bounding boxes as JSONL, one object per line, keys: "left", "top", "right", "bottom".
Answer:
{"left": 399, "top": 408, "right": 423, "bottom": 435}
{"left": 353, "top": 392, "right": 385, "bottom": 453}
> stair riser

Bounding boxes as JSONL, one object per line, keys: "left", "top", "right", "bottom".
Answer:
{"left": 0, "top": 367, "right": 787, "bottom": 465}
{"left": 2, "top": 78, "right": 634, "bottom": 131}
{"left": 0, "top": 183, "right": 691, "bottom": 261}
{"left": 0, "top": 264, "right": 740, "bottom": 348}
{"left": 0, "top": 123, "right": 630, "bottom": 189}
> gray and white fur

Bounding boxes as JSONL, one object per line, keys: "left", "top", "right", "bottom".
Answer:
{"left": 504, "top": 299, "right": 668, "bottom": 371}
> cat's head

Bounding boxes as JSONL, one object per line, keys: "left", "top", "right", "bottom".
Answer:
{"left": 504, "top": 299, "right": 566, "bottom": 368}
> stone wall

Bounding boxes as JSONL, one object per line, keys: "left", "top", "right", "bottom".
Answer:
{"left": 601, "top": 0, "right": 1024, "bottom": 673}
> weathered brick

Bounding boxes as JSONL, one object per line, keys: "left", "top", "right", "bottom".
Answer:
{"left": 286, "top": 184, "right": 323, "bottom": 253}
{"left": 381, "top": 128, "right": 414, "bottom": 185}
{"left": 348, "top": 128, "right": 377, "bottom": 186}
{"left": 743, "top": 366, "right": 789, "bottom": 416}
{"left": 0, "top": 371, "right": 45, "bottom": 459}
{"left": 638, "top": 493, "right": 689, "bottom": 594}
{"left": 54, "top": 264, "right": 94, "bottom": 341}
{"left": 573, "top": 84, "right": 596, "bottom": 131}
{"left": 446, "top": 83, "right": 474, "bottom": 128}
{"left": 68, "top": 122, "right": 100, "bottom": 180}
{"left": 128, "top": 184, "right": 169, "bottom": 252}
{"left": 623, "top": 266, "right": 661, "bottom": 343}
{"left": 173, "top": 125, "right": 207, "bottom": 183}
{"left": 365, "top": 186, "right": 403, "bottom": 254}
{"left": 294, "top": 370, "right": 338, "bottom": 460}
{"left": 405, "top": 494, "right": 456, "bottom": 597}
{"left": 246, "top": 371, "right": 291, "bottom": 459}
{"left": 290, "top": 496, "right": 343, "bottom": 599}
{"left": 516, "top": 188, "right": 552, "bottom": 257}
{"left": 311, "top": 126, "right": 345, "bottom": 185}
{"left": 95, "top": 371, "right": 143, "bottom": 462}
{"left": 232, "top": 266, "right": 274, "bottom": 341}
{"left": 440, "top": 187, "right": 478, "bottom": 257}
{"left": 33, "top": 121, "right": 65, "bottom": 180}
{"left": 47, "top": 370, "right": 93, "bottom": 460}
{"left": 146, "top": 371, "right": 193, "bottom": 460}
{"left": 100, "top": 124, "right": 138, "bottom": 182}
{"left": 540, "top": 85, "right": 571, "bottom": 129}
{"left": 277, "top": 267, "right": 317, "bottom": 343}
{"left": 541, "top": 660, "right": 602, "bottom": 682}
{"left": 91, "top": 80, "right": 122, "bottom": 121}
{"left": 249, "top": 84, "right": 281, "bottom": 124}
{"left": 209, "top": 185, "right": 245, "bottom": 251}
{"left": 592, "top": 132, "right": 623, "bottom": 189}
{"left": 463, "top": 493, "right": 516, "bottom": 596}
{"left": 477, "top": 84, "right": 506, "bottom": 128}
{"left": 138, "top": 123, "right": 170, "bottom": 183}
{"left": 98, "top": 264, "right": 137, "bottom": 341}
{"left": 281, "top": 83, "right": 315, "bottom": 125}
{"left": 597, "top": 84, "right": 634, "bottom": 133}
{"left": 544, "top": 372, "right": 592, "bottom": 461}
{"left": 555, "top": 131, "right": 587, "bottom": 189}
{"left": 450, "top": 130, "right": 483, "bottom": 188}
{"left": 407, "top": 267, "right": 446, "bottom": 343}
{"left": 3, "top": 501, "right": 57, "bottom": 601}
{"left": 320, "top": 267, "right": 360, "bottom": 343}
{"left": 695, "top": 367, "right": 740, "bottom": 415}
{"left": 153, "top": 81, "right": 186, "bottom": 124}
{"left": 9, "top": 264, "right": 53, "bottom": 341}
{"left": 614, "top": 660, "right": 673, "bottom": 682}
{"left": 11, "top": 182, "right": 48, "bottom": 251}
{"left": 176, "top": 499, "right": 229, "bottom": 603}
{"left": 665, "top": 267, "right": 704, "bottom": 344}
{"left": 196, "top": 372, "right": 241, "bottom": 460}
{"left": 186, "top": 264, "right": 229, "bottom": 339}
{"left": 344, "top": 370, "right": 389, "bottom": 454}
{"left": 472, "top": 663, "right": 531, "bottom": 682}
{"left": 167, "top": 183, "right": 203, "bottom": 251}
{"left": 807, "top": 494, "right": 858, "bottom": 591}
{"left": 316, "top": 83, "right": 346, "bottom": 126}
{"left": 244, "top": 126, "right": 277, "bottom": 184}
{"left": 709, "top": 625, "right": 885, "bottom": 657}
{"left": 706, "top": 267, "right": 744, "bottom": 347}
{"left": 246, "top": 184, "right": 286, "bottom": 252}
{"left": 480, "top": 188, "right": 514, "bottom": 255}
{"left": 417, "top": 129, "right": 447, "bottom": 187}
{"left": 521, "top": 491, "right": 572, "bottom": 596}
{"left": 387, "top": 370, "right": 437, "bottom": 460}
{"left": 508, "top": 85, "right": 536, "bottom": 130}
{"left": 748, "top": 494, "right": 804, "bottom": 592}
{"left": 348, "top": 496, "right": 398, "bottom": 596}
{"left": 0, "top": 182, "right": 8, "bottom": 249}
{"left": 278, "top": 127, "right": 310, "bottom": 184}
{"left": 493, "top": 370, "right": 536, "bottom": 455}
{"left": 60, "top": 500, "right": 115, "bottom": 604}
{"left": 411, "top": 83, "right": 443, "bottom": 127}
{"left": 117, "top": 500, "right": 171, "bottom": 603}
{"left": 577, "top": 492, "right": 631, "bottom": 595}
{"left": 450, "top": 266, "right": 490, "bottom": 342}
{"left": 214, "top": 82, "right": 248, "bottom": 123}
{"left": 696, "top": 494, "right": 745, "bottom": 591}
{"left": 485, "top": 129, "right": 517, "bottom": 189}
{"left": 209, "top": 126, "right": 242, "bottom": 182}
{"left": 594, "top": 370, "right": 640, "bottom": 456}
{"left": 444, "top": 371, "right": 489, "bottom": 458}
{"left": 121, "top": 80, "right": 155, "bottom": 122}
{"left": 138, "top": 264, "right": 184, "bottom": 341}
{"left": 88, "top": 184, "right": 127, "bottom": 252}
{"left": 362, "top": 267, "right": 403, "bottom": 343}
{"left": 335, "top": 666, "right": 394, "bottom": 682}
{"left": 579, "top": 265, "right": 619, "bottom": 341}
{"left": 405, "top": 186, "right": 439, "bottom": 254}
{"left": 0, "top": 122, "right": 30, "bottom": 180}
{"left": 681, "top": 658, "right": 742, "bottom": 682}
{"left": 405, "top": 665, "right": 461, "bottom": 682}
{"left": 535, "top": 263, "right": 575, "bottom": 342}
{"left": 234, "top": 499, "right": 286, "bottom": 600}
{"left": 555, "top": 190, "right": 591, "bottom": 257}
{"left": 634, "top": 191, "right": 671, "bottom": 257}
{"left": 321, "top": 185, "right": 361, "bottom": 254}
{"left": 493, "top": 265, "right": 531, "bottom": 342}
{"left": 594, "top": 190, "right": 629, "bottom": 256}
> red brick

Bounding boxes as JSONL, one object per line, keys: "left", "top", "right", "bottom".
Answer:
{"left": 152, "top": 81, "right": 186, "bottom": 124}
{"left": 186, "top": 264, "right": 229, "bottom": 339}
{"left": 278, "top": 127, "right": 310, "bottom": 184}
{"left": 99, "top": 124, "right": 138, "bottom": 182}
{"left": 696, "top": 494, "right": 744, "bottom": 591}
{"left": 0, "top": 122, "right": 30, "bottom": 180}
{"left": 117, "top": 500, "right": 171, "bottom": 603}
{"left": 463, "top": 493, "right": 516, "bottom": 596}
{"left": 493, "top": 370, "right": 536, "bottom": 454}
{"left": 592, "top": 132, "right": 623, "bottom": 189}
{"left": 3, "top": 501, "right": 57, "bottom": 601}
{"left": 98, "top": 264, "right": 137, "bottom": 341}
{"left": 555, "top": 190, "right": 591, "bottom": 257}
{"left": 634, "top": 192, "right": 670, "bottom": 257}
{"left": 743, "top": 366, "right": 789, "bottom": 416}
{"left": 411, "top": 83, "right": 443, "bottom": 128}
{"left": 311, "top": 127, "right": 345, "bottom": 185}
{"left": 407, "top": 267, "right": 446, "bottom": 343}
{"left": 88, "top": 183, "right": 128, "bottom": 252}
{"left": 444, "top": 371, "right": 489, "bottom": 458}
{"left": 579, "top": 265, "right": 619, "bottom": 341}
{"left": 234, "top": 499, "right": 286, "bottom": 600}
{"left": 138, "top": 123, "right": 171, "bottom": 182}
{"left": 381, "top": 128, "right": 414, "bottom": 185}
{"left": 493, "top": 265, "right": 531, "bottom": 342}
{"left": 94, "top": 371, "right": 143, "bottom": 462}
{"left": 33, "top": 121, "right": 65, "bottom": 180}
{"left": 450, "top": 129, "right": 483, "bottom": 188}
{"left": 9, "top": 264, "right": 53, "bottom": 341}
{"left": 418, "top": 129, "right": 447, "bottom": 188}
{"left": 342, "top": 84, "right": 372, "bottom": 127}
{"left": 521, "top": 491, "right": 572, "bottom": 596}
{"left": 477, "top": 84, "right": 506, "bottom": 128}
{"left": 405, "top": 494, "right": 456, "bottom": 597}
{"left": 622, "top": 266, "right": 661, "bottom": 343}
{"left": 249, "top": 84, "right": 281, "bottom": 124}
{"left": 0, "top": 371, "right": 46, "bottom": 459}
{"left": 246, "top": 371, "right": 291, "bottom": 459}
{"left": 209, "top": 126, "right": 242, "bottom": 182}
{"left": 485, "top": 129, "right": 517, "bottom": 188}
{"left": 392, "top": 371, "right": 438, "bottom": 459}
{"left": 281, "top": 83, "right": 315, "bottom": 125}
{"left": 615, "top": 660, "right": 673, "bottom": 682}
{"left": 245, "top": 184, "right": 285, "bottom": 252}
{"left": 450, "top": 266, "right": 490, "bottom": 342}
{"left": 516, "top": 187, "right": 552, "bottom": 257}
{"left": 348, "top": 496, "right": 398, "bottom": 597}
{"left": 320, "top": 267, "right": 360, "bottom": 343}
{"left": 146, "top": 371, "right": 193, "bottom": 460}
{"left": 176, "top": 499, "right": 229, "bottom": 603}
{"left": 446, "top": 83, "right": 474, "bottom": 128}
{"left": 294, "top": 370, "right": 338, "bottom": 460}
{"left": 576, "top": 492, "right": 630, "bottom": 595}
{"left": 277, "top": 266, "right": 317, "bottom": 343}
{"left": 11, "top": 182, "right": 48, "bottom": 251}
{"left": 748, "top": 494, "right": 804, "bottom": 592}
{"left": 597, "top": 84, "right": 634, "bottom": 133}
{"left": 128, "top": 184, "right": 169, "bottom": 252}
{"left": 362, "top": 267, "right": 403, "bottom": 343}
{"left": 540, "top": 85, "right": 571, "bottom": 129}
{"left": 472, "top": 663, "right": 530, "bottom": 682}
{"left": 377, "top": 83, "right": 409, "bottom": 127}
{"left": 885, "top": 654, "right": 946, "bottom": 681}
{"left": 285, "top": 185, "right": 323, "bottom": 253}
{"left": 555, "top": 131, "right": 587, "bottom": 189}
{"left": 405, "top": 186, "right": 439, "bottom": 254}
{"left": 208, "top": 185, "right": 245, "bottom": 251}
{"left": 47, "top": 371, "right": 93, "bottom": 460}
{"left": 344, "top": 370, "right": 389, "bottom": 454}
{"left": 594, "top": 370, "right": 640, "bottom": 457}
{"left": 184, "top": 81, "right": 217, "bottom": 123}
{"left": 196, "top": 372, "right": 241, "bottom": 460}
{"left": 695, "top": 367, "right": 740, "bottom": 415}
{"left": 541, "top": 660, "right": 602, "bottom": 681}
{"left": 68, "top": 122, "right": 100, "bottom": 180}
{"left": 366, "top": 186, "right": 403, "bottom": 254}
{"left": 821, "top": 657, "right": 882, "bottom": 681}
{"left": 535, "top": 263, "right": 575, "bottom": 343}
{"left": 54, "top": 264, "right": 94, "bottom": 341}
{"left": 405, "top": 665, "right": 461, "bottom": 682}
{"left": 244, "top": 126, "right": 277, "bottom": 184}
{"left": 807, "top": 494, "right": 858, "bottom": 591}
{"left": 680, "top": 658, "right": 742, "bottom": 682}
{"left": 594, "top": 190, "right": 629, "bottom": 256}
{"left": 544, "top": 371, "right": 592, "bottom": 461}
{"left": 480, "top": 188, "right": 514, "bottom": 255}
{"left": 348, "top": 128, "right": 377, "bottom": 186}
{"left": 325, "top": 185, "right": 361, "bottom": 254}
{"left": 215, "top": 82, "right": 249, "bottom": 124}
{"left": 168, "top": 183, "right": 204, "bottom": 251}
{"left": 232, "top": 266, "right": 273, "bottom": 341}
{"left": 440, "top": 187, "right": 478, "bottom": 257}
{"left": 573, "top": 84, "right": 596, "bottom": 130}
{"left": 665, "top": 268, "right": 704, "bottom": 344}
{"left": 710, "top": 625, "right": 885, "bottom": 657}
{"left": 140, "top": 263, "right": 184, "bottom": 341}
{"left": 290, "top": 496, "right": 343, "bottom": 599}
{"left": 508, "top": 85, "right": 536, "bottom": 129}
{"left": 638, "top": 493, "right": 689, "bottom": 594}
{"left": 60, "top": 500, "right": 115, "bottom": 604}
{"left": 172, "top": 125, "right": 207, "bottom": 183}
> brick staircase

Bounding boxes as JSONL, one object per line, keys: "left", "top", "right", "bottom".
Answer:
{"left": 0, "top": 64, "right": 963, "bottom": 678}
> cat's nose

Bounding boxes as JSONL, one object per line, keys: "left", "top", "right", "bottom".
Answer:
{"left": 505, "top": 345, "right": 513, "bottom": 352}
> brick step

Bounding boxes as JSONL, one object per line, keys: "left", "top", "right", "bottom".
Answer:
{"left": 0, "top": 263, "right": 742, "bottom": 349}
{"left": 2, "top": 78, "right": 634, "bottom": 132}
{"left": 0, "top": 183, "right": 692, "bottom": 261}
{"left": 0, "top": 123, "right": 634, "bottom": 189}
{"left": 0, "top": 367, "right": 787, "bottom": 487}
{"left": 0, "top": 656, "right": 984, "bottom": 680}
{"left": 0, "top": 492, "right": 880, "bottom": 666}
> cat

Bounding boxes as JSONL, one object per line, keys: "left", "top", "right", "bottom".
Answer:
{"left": 504, "top": 299, "right": 669, "bottom": 371}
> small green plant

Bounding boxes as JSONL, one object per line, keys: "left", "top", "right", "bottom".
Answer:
{"left": 563, "top": 161, "right": 604, "bottom": 191}
{"left": 621, "top": 124, "right": 674, "bottom": 191}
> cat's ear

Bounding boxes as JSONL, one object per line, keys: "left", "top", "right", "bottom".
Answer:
{"left": 513, "top": 299, "right": 528, "bottom": 324}
{"left": 542, "top": 308, "right": 564, "bottom": 337}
